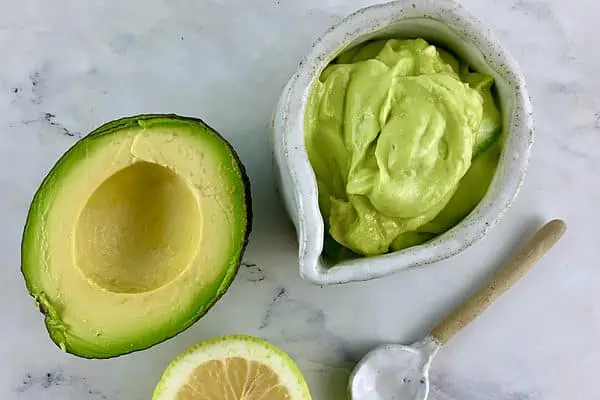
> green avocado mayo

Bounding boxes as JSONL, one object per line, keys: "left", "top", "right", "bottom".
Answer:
{"left": 304, "top": 38, "right": 502, "bottom": 257}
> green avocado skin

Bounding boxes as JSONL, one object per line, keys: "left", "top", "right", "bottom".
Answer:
{"left": 20, "top": 114, "right": 253, "bottom": 359}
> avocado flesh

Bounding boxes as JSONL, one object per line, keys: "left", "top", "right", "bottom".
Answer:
{"left": 21, "top": 115, "right": 252, "bottom": 358}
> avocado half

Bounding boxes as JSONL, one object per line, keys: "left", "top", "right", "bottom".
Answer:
{"left": 21, "top": 114, "right": 252, "bottom": 358}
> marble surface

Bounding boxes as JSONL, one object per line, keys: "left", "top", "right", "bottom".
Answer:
{"left": 0, "top": 0, "right": 598, "bottom": 399}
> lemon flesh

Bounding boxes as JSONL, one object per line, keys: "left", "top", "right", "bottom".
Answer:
{"left": 153, "top": 335, "right": 312, "bottom": 400}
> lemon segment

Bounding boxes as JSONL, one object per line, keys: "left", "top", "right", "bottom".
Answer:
{"left": 153, "top": 335, "right": 312, "bottom": 400}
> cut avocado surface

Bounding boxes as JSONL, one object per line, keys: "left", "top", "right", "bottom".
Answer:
{"left": 21, "top": 114, "right": 252, "bottom": 358}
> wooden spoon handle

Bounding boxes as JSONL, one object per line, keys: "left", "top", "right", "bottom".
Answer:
{"left": 431, "top": 219, "right": 567, "bottom": 345}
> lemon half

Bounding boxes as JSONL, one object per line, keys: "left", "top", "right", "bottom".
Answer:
{"left": 153, "top": 335, "right": 312, "bottom": 399}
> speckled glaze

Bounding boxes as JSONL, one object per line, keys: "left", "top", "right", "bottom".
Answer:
{"left": 272, "top": 0, "right": 534, "bottom": 285}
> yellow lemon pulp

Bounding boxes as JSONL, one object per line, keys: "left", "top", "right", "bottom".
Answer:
{"left": 176, "top": 357, "right": 290, "bottom": 399}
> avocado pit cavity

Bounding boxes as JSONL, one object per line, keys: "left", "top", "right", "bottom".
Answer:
{"left": 75, "top": 161, "right": 201, "bottom": 294}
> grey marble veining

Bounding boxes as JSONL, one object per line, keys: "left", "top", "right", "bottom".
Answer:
{"left": 1, "top": 0, "right": 598, "bottom": 399}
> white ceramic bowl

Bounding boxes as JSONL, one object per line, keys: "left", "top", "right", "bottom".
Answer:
{"left": 272, "top": 0, "right": 533, "bottom": 285}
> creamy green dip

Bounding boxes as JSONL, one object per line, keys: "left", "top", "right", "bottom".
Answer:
{"left": 304, "top": 38, "right": 502, "bottom": 257}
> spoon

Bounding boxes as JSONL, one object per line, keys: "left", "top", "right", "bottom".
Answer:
{"left": 349, "top": 219, "right": 567, "bottom": 400}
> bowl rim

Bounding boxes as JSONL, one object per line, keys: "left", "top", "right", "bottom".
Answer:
{"left": 274, "top": 0, "right": 534, "bottom": 285}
